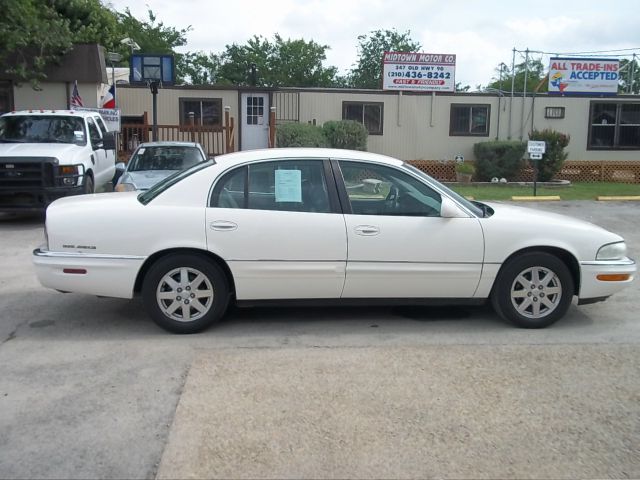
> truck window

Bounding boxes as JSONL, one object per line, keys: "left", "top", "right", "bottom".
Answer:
{"left": 94, "top": 116, "right": 108, "bottom": 135}
{"left": 0, "top": 115, "right": 87, "bottom": 145}
{"left": 86, "top": 117, "right": 102, "bottom": 147}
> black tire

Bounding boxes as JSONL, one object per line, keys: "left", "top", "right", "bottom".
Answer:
{"left": 491, "top": 252, "right": 574, "bottom": 328}
{"left": 83, "top": 174, "right": 94, "bottom": 194}
{"left": 142, "top": 253, "right": 230, "bottom": 334}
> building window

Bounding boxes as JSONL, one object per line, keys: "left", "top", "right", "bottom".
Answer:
{"left": 179, "top": 98, "right": 222, "bottom": 126}
{"left": 450, "top": 104, "right": 490, "bottom": 136}
{"left": 545, "top": 106, "right": 565, "bottom": 119}
{"left": 342, "top": 102, "right": 383, "bottom": 135}
{"left": 589, "top": 102, "right": 640, "bottom": 150}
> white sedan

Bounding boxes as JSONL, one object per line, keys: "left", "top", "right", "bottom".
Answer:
{"left": 33, "top": 148, "right": 636, "bottom": 333}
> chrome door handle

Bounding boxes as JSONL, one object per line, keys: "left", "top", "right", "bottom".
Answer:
{"left": 209, "top": 220, "right": 238, "bottom": 231}
{"left": 354, "top": 225, "right": 380, "bottom": 236}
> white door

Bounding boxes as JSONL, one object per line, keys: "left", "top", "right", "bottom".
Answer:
{"left": 337, "top": 160, "right": 485, "bottom": 298}
{"left": 241, "top": 93, "right": 269, "bottom": 150}
{"left": 206, "top": 158, "right": 347, "bottom": 299}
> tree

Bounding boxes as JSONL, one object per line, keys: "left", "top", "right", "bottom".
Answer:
{"left": 1, "top": 0, "right": 77, "bottom": 85}
{"left": 349, "top": 29, "right": 421, "bottom": 89}
{"left": 619, "top": 58, "right": 639, "bottom": 94}
{"left": 216, "top": 34, "right": 339, "bottom": 87}
{"left": 178, "top": 51, "right": 221, "bottom": 85}
{"left": 486, "top": 58, "right": 547, "bottom": 93}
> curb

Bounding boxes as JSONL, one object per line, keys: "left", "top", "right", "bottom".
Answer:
{"left": 596, "top": 196, "right": 640, "bottom": 201}
{"left": 511, "top": 195, "right": 561, "bottom": 201}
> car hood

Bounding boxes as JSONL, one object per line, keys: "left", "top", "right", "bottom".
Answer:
{"left": 480, "top": 201, "right": 623, "bottom": 262}
{"left": 120, "top": 170, "right": 178, "bottom": 190}
{"left": 0, "top": 142, "right": 82, "bottom": 159}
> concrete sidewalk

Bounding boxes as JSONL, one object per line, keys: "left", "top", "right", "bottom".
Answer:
{"left": 157, "top": 345, "right": 640, "bottom": 479}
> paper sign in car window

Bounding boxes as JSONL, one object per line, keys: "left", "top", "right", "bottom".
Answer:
{"left": 275, "top": 169, "right": 302, "bottom": 202}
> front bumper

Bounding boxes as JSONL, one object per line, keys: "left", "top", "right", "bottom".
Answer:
{"left": 0, "top": 186, "right": 84, "bottom": 212}
{"left": 579, "top": 257, "right": 636, "bottom": 301}
{"left": 32, "top": 248, "right": 146, "bottom": 299}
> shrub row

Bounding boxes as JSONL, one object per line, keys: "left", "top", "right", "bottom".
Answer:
{"left": 472, "top": 130, "right": 570, "bottom": 182}
{"left": 276, "top": 120, "right": 368, "bottom": 150}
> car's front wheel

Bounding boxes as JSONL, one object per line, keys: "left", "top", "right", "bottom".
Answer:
{"left": 142, "top": 253, "right": 229, "bottom": 333}
{"left": 491, "top": 252, "right": 574, "bottom": 328}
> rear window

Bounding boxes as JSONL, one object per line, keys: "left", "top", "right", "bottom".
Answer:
{"left": 138, "top": 160, "right": 214, "bottom": 205}
{"left": 128, "top": 145, "right": 205, "bottom": 172}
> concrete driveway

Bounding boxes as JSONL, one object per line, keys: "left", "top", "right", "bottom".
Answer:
{"left": 0, "top": 201, "right": 638, "bottom": 479}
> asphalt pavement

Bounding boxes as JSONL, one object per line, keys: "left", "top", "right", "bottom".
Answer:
{"left": 0, "top": 201, "right": 638, "bottom": 479}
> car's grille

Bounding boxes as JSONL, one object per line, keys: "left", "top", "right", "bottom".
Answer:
{"left": 0, "top": 157, "right": 57, "bottom": 188}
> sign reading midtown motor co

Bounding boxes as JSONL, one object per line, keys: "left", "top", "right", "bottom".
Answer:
{"left": 548, "top": 57, "right": 619, "bottom": 95}
{"left": 383, "top": 51, "right": 456, "bottom": 92}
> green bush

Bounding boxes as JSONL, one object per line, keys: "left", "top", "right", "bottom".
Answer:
{"left": 322, "top": 120, "right": 368, "bottom": 150}
{"left": 529, "top": 129, "right": 570, "bottom": 182}
{"left": 276, "top": 123, "right": 329, "bottom": 147}
{"left": 473, "top": 141, "right": 526, "bottom": 181}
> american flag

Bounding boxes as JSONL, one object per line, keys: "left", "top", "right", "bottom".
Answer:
{"left": 70, "top": 81, "right": 84, "bottom": 108}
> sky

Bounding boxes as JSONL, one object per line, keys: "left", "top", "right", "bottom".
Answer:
{"left": 108, "top": 0, "right": 638, "bottom": 88}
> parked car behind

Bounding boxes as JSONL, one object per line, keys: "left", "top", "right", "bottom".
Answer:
{"left": 114, "top": 141, "right": 207, "bottom": 192}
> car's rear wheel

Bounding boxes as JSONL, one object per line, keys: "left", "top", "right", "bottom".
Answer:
{"left": 142, "top": 253, "right": 229, "bottom": 333}
{"left": 491, "top": 252, "right": 574, "bottom": 328}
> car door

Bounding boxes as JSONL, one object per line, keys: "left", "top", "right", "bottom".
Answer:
{"left": 85, "top": 116, "right": 109, "bottom": 187}
{"left": 336, "top": 160, "right": 484, "bottom": 298}
{"left": 206, "top": 158, "right": 347, "bottom": 300}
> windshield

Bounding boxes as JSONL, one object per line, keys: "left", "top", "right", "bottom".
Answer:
{"left": 128, "top": 145, "right": 206, "bottom": 172}
{"left": 0, "top": 115, "right": 87, "bottom": 144}
{"left": 402, "top": 163, "right": 484, "bottom": 217}
{"left": 138, "top": 160, "right": 214, "bottom": 205}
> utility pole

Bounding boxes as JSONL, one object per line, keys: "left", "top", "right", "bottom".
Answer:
{"left": 508, "top": 48, "right": 516, "bottom": 139}
{"left": 520, "top": 48, "right": 529, "bottom": 141}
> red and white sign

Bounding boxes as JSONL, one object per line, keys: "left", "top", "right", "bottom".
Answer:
{"left": 382, "top": 51, "right": 456, "bottom": 92}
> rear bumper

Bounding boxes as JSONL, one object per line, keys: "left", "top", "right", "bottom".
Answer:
{"left": 32, "top": 248, "right": 146, "bottom": 299}
{"left": 0, "top": 186, "right": 84, "bottom": 212}
{"left": 579, "top": 258, "right": 636, "bottom": 301}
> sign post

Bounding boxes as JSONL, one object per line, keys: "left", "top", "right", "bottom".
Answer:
{"left": 527, "top": 141, "right": 546, "bottom": 196}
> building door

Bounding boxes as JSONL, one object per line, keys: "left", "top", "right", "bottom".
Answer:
{"left": 241, "top": 93, "right": 269, "bottom": 150}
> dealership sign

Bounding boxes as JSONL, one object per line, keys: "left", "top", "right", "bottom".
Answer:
{"left": 548, "top": 57, "right": 619, "bottom": 95}
{"left": 383, "top": 51, "right": 456, "bottom": 92}
{"left": 75, "top": 107, "right": 121, "bottom": 132}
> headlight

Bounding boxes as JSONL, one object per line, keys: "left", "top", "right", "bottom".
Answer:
{"left": 57, "top": 164, "right": 83, "bottom": 186}
{"left": 596, "top": 241, "right": 627, "bottom": 261}
{"left": 114, "top": 182, "right": 136, "bottom": 192}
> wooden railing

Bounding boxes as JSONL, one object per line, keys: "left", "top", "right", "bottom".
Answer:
{"left": 118, "top": 109, "right": 236, "bottom": 160}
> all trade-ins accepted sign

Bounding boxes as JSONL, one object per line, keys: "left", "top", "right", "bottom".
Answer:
{"left": 382, "top": 51, "right": 456, "bottom": 92}
{"left": 548, "top": 57, "right": 619, "bottom": 95}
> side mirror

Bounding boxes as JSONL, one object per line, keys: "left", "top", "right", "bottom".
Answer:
{"left": 102, "top": 131, "right": 116, "bottom": 150}
{"left": 112, "top": 162, "right": 126, "bottom": 185}
{"left": 440, "top": 197, "right": 467, "bottom": 218}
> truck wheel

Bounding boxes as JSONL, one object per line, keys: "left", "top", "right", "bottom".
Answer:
{"left": 83, "top": 174, "right": 94, "bottom": 194}
{"left": 142, "top": 253, "right": 230, "bottom": 334}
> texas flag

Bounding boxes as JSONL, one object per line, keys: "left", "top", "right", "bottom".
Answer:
{"left": 101, "top": 84, "right": 116, "bottom": 108}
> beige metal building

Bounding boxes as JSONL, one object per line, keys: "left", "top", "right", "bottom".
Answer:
{"left": 116, "top": 84, "right": 639, "bottom": 162}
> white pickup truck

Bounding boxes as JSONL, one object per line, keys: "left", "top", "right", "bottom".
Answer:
{"left": 0, "top": 109, "right": 116, "bottom": 212}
